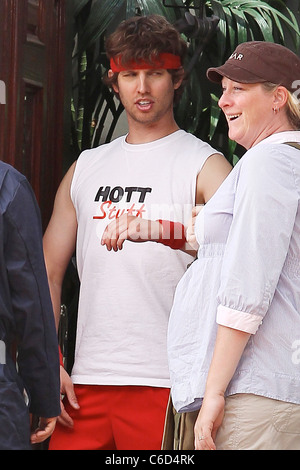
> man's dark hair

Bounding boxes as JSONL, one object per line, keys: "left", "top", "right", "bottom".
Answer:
{"left": 103, "top": 15, "right": 187, "bottom": 104}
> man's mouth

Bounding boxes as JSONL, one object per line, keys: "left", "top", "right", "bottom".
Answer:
{"left": 137, "top": 100, "right": 152, "bottom": 105}
{"left": 135, "top": 99, "right": 154, "bottom": 111}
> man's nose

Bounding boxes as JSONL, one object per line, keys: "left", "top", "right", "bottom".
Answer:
{"left": 137, "top": 72, "right": 150, "bottom": 93}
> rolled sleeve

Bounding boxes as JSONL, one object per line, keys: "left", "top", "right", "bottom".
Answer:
{"left": 217, "top": 305, "right": 262, "bottom": 334}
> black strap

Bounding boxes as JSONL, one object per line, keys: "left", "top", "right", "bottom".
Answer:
{"left": 284, "top": 142, "right": 300, "bottom": 150}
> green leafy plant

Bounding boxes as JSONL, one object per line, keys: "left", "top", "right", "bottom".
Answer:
{"left": 61, "top": 0, "right": 300, "bottom": 372}
{"left": 71, "top": 0, "right": 300, "bottom": 164}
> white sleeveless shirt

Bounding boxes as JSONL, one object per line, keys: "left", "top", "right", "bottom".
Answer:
{"left": 70, "top": 130, "right": 216, "bottom": 387}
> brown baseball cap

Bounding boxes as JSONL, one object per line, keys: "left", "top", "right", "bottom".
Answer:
{"left": 207, "top": 41, "right": 300, "bottom": 92}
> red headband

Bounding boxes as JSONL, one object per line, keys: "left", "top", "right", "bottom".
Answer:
{"left": 110, "top": 53, "right": 182, "bottom": 73}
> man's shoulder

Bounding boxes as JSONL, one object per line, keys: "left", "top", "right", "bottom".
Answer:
{"left": 177, "top": 130, "right": 220, "bottom": 151}
{"left": 0, "top": 162, "right": 32, "bottom": 215}
{"left": 0, "top": 161, "right": 25, "bottom": 180}
{"left": 77, "top": 135, "right": 124, "bottom": 162}
{"left": 0, "top": 161, "right": 27, "bottom": 194}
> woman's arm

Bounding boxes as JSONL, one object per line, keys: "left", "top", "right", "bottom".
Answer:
{"left": 194, "top": 325, "right": 250, "bottom": 450}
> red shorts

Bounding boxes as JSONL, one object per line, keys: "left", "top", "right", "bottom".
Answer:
{"left": 49, "top": 384, "right": 170, "bottom": 450}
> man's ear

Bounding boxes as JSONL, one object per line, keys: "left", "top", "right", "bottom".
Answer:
{"left": 108, "top": 69, "right": 119, "bottom": 94}
{"left": 173, "top": 68, "right": 185, "bottom": 90}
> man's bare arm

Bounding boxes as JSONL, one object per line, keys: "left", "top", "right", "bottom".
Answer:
{"left": 43, "top": 162, "right": 78, "bottom": 330}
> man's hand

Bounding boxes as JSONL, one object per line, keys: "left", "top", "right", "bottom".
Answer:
{"left": 30, "top": 416, "right": 58, "bottom": 444}
{"left": 101, "top": 215, "right": 161, "bottom": 251}
{"left": 58, "top": 366, "right": 80, "bottom": 428}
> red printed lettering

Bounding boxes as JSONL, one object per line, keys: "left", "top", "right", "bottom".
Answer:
{"left": 93, "top": 202, "right": 146, "bottom": 220}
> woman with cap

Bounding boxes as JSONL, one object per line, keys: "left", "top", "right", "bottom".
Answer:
{"left": 166, "top": 41, "right": 300, "bottom": 450}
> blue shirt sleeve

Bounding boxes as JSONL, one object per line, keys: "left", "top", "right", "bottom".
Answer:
{"left": 4, "top": 177, "right": 60, "bottom": 417}
{"left": 217, "top": 144, "right": 298, "bottom": 333}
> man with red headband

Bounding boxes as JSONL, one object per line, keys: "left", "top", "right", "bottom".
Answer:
{"left": 45, "top": 15, "right": 231, "bottom": 450}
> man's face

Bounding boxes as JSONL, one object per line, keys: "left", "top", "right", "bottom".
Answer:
{"left": 111, "top": 68, "right": 182, "bottom": 129}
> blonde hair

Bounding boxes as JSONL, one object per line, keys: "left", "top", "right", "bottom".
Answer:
{"left": 286, "top": 91, "right": 300, "bottom": 130}
{"left": 262, "top": 82, "right": 300, "bottom": 130}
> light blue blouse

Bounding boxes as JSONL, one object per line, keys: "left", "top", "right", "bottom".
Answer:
{"left": 168, "top": 131, "right": 300, "bottom": 412}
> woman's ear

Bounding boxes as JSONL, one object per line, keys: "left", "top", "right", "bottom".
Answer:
{"left": 273, "top": 85, "right": 289, "bottom": 111}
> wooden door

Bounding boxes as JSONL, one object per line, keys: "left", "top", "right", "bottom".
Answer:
{"left": 0, "top": 0, "right": 71, "bottom": 229}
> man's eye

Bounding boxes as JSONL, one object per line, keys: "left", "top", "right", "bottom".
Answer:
{"left": 122, "top": 72, "right": 136, "bottom": 77}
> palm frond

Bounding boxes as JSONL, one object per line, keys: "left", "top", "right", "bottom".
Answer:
{"left": 77, "top": 0, "right": 126, "bottom": 54}
{"left": 196, "top": 0, "right": 300, "bottom": 158}
{"left": 71, "top": 0, "right": 300, "bottom": 162}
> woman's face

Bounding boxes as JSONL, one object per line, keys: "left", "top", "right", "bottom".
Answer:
{"left": 218, "top": 78, "right": 277, "bottom": 149}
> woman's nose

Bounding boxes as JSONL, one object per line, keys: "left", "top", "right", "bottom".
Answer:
{"left": 218, "top": 92, "right": 229, "bottom": 110}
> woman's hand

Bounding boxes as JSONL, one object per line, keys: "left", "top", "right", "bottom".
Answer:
{"left": 58, "top": 366, "right": 80, "bottom": 428}
{"left": 194, "top": 392, "right": 225, "bottom": 450}
{"left": 186, "top": 205, "right": 203, "bottom": 251}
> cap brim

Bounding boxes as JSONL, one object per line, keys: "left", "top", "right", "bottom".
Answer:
{"left": 206, "top": 67, "right": 224, "bottom": 83}
{"left": 207, "top": 63, "right": 267, "bottom": 85}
